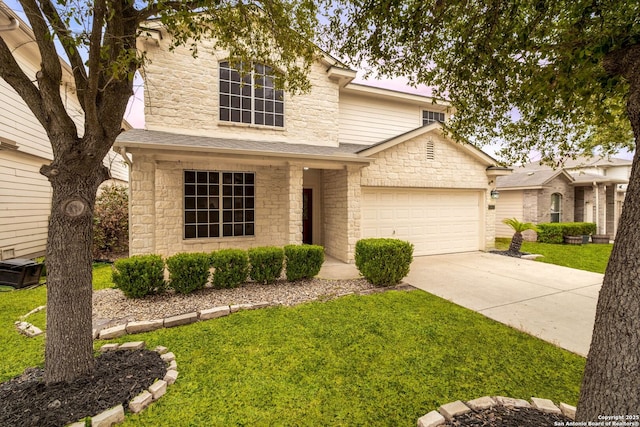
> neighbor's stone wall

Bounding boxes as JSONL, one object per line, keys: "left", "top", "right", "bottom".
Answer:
{"left": 129, "top": 155, "right": 292, "bottom": 257}
{"left": 140, "top": 36, "right": 341, "bottom": 147}
{"left": 534, "top": 176, "right": 574, "bottom": 224}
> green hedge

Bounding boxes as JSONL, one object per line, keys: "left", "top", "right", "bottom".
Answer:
{"left": 166, "top": 252, "right": 211, "bottom": 294}
{"left": 248, "top": 246, "right": 284, "bottom": 284}
{"left": 284, "top": 245, "right": 325, "bottom": 281}
{"left": 537, "top": 222, "right": 597, "bottom": 243}
{"left": 211, "top": 249, "right": 249, "bottom": 289}
{"left": 355, "top": 238, "right": 413, "bottom": 286}
{"left": 112, "top": 254, "right": 165, "bottom": 298}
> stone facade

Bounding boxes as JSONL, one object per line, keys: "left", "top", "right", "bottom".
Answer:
{"left": 140, "top": 36, "right": 341, "bottom": 147}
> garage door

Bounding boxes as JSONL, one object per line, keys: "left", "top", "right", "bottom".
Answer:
{"left": 361, "top": 188, "right": 482, "bottom": 256}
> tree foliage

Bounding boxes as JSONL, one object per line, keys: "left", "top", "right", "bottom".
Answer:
{"left": 323, "top": 0, "right": 637, "bottom": 163}
{"left": 0, "top": 0, "right": 320, "bottom": 385}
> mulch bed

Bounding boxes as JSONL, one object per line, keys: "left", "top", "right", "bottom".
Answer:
{"left": 444, "top": 405, "right": 573, "bottom": 426}
{"left": 0, "top": 350, "right": 166, "bottom": 427}
{"left": 489, "top": 250, "right": 527, "bottom": 258}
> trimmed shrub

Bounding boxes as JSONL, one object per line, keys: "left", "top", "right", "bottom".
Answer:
{"left": 166, "top": 252, "right": 211, "bottom": 294}
{"left": 93, "top": 185, "right": 129, "bottom": 259}
{"left": 537, "top": 222, "right": 597, "bottom": 243}
{"left": 248, "top": 246, "right": 284, "bottom": 284}
{"left": 112, "top": 255, "right": 165, "bottom": 298}
{"left": 355, "top": 238, "right": 413, "bottom": 286}
{"left": 284, "top": 245, "right": 325, "bottom": 281}
{"left": 211, "top": 249, "right": 249, "bottom": 289}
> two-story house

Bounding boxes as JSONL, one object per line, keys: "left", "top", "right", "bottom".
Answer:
{"left": 495, "top": 156, "right": 631, "bottom": 240}
{"left": 114, "top": 24, "right": 510, "bottom": 262}
{"left": 0, "top": 5, "right": 129, "bottom": 260}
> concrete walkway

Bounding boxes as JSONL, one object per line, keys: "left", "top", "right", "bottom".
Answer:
{"left": 319, "top": 252, "right": 603, "bottom": 356}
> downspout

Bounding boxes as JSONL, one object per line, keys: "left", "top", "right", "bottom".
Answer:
{"left": 603, "top": 185, "right": 607, "bottom": 235}
{"left": 593, "top": 182, "right": 599, "bottom": 234}
{"left": 0, "top": 17, "right": 19, "bottom": 32}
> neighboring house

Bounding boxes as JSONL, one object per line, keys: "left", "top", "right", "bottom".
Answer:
{"left": 114, "top": 25, "right": 510, "bottom": 263}
{"left": 495, "top": 156, "right": 631, "bottom": 240}
{"left": 0, "top": 6, "right": 129, "bottom": 260}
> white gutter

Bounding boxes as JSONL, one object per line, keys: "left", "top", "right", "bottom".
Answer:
{"left": 0, "top": 17, "right": 18, "bottom": 31}
{"left": 603, "top": 185, "right": 607, "bottom": 235}
{"left": 119, "top": 147, "right": 133, "bottom": 168}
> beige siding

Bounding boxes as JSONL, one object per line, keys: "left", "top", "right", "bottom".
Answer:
{"left": 495, "top": 191, "right": 524, "bottom": 238}
{"left": 338, "top": 92, "right": 421, "bottom": 145}
{"left": 141, "top": 37, "right": 341, "bottom": 147}
{"left": 0, "top": 151, "right": 51, "bottom": 259}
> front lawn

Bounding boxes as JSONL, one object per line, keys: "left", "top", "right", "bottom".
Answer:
{"left": 1, "top": 280, "right": 584, "bottom": 425}
{"left": 495, "top": 237, "right": 613, "bottom": 274}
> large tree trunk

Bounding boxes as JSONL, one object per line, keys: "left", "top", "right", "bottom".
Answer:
{"left": 576, "top": 46, "right": 640, "bottom": 420}
{"left": 42, "top": 142, "right": 110, "bottom": 384}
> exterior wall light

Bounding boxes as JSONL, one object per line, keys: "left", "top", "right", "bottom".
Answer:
{"left": 490, "top": 189, "right": 500, "bottom": 199}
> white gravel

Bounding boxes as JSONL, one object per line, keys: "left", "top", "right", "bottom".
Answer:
{"left": 93, "top": 278, "right": 375, "bottom": 324}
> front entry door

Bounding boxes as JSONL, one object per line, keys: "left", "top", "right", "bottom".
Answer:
{"left": 302, "top": 188, "right": 312, "bottom": 244}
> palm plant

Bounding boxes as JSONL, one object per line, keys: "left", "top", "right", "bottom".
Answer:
{"left": 502, "top": 218, "right": 537, "bottom": 254}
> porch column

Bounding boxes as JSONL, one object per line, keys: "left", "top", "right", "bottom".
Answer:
{"left": 129, "top": 155, "right": 156, "bottom": 255}
{"left": 286, "top": 162, "right": 304, "bottom": 245}
{"left": 346, "top": 165, "right": 362, "bottom": 262}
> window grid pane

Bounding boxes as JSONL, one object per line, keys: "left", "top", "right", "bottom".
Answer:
{"left": 184, "top": 170, "right": 255, "bottom": 239}
{"left": 422, "top": 110, "right": 445, "bottom": 125}
{"left": 219, "top": 61, "right": 284, "bottom": 127}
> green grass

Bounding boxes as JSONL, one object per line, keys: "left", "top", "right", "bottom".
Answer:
{"left": 0, "top": 265, "right": 585, "bottom": 426}
{"left": 496, "top": 237, "right": 613, "bottom": 273}
{"left": 92, "top": 262, "right": 115, "bottom": 290}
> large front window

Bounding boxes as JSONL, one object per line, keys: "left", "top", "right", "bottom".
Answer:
{"left": 184, "top": 170, "right": 255, "bottom": 239}
{"left": 550, "top": 193, "right": 562, "bottom": 223}
{"left": 422, "top": 110, "right": 445, "bottom": 125}
{"left": 219, "top": 61, "right": 284, "bottom": 127}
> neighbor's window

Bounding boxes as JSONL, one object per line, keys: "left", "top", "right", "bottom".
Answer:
{"left": 550, "top": 193, "right": 562, "bottom": 223}
{"left": 184, "top": 170, "right": 255, "bottom": 239}
{"left": 422, "top": 110, "right": 445, "bottom": 125}
{"left": 219, "top": 61, "right": 284, "bottom": 127}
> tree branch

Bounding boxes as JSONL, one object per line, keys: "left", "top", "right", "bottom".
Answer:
{"left": 84, "top": 0, "right": 107, "bottom": 130}
{"left": 0, "top": 35, "right": 46, "bottom": 125}
{"left": 38, "top": 0, "right": 88, "bottom": 112}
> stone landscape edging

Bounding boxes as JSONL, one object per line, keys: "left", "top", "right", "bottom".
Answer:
{"left": 94, "top": 283, "right": 416, "bottom": 340}
{"left": 417, "top": 395, "right": 577, "bottom": 427}
{"left": 65, "top": 341, "right": 177, "bottom": 427}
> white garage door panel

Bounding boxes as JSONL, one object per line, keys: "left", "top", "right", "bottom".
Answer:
{"left": 362, "top": 188, "right": 482, "bottom": 256}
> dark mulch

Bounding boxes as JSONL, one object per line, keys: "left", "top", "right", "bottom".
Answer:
{"left": 0, "top": 350, "right": 166, "bottom": 427}
{"left": 444, "top": 405, "right": 573, "bottom": 426}
{"left": 489, "top": 250, "right": 527, "bottom": 258}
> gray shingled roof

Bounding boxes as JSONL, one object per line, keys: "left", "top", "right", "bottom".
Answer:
{"left": 496, "top": 169, "right": 570, "bottom": 188}
{"left": 520, "top": 155, "right": 631, "bottom": 171}
{"left": 115, "top": 129, "right": 367, "bottom": 158}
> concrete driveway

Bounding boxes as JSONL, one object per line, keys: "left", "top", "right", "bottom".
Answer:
{"left": 320, "top": 252, "right": 603, "bottom": 356}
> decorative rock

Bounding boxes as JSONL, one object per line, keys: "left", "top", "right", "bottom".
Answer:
{"left": 154, "top": 345, "right": 169, "bottom": 354}
{"left": 531, "top": 397, "right": 561, "bottom": 414}
{"left": 92, "top": 328, "right": 100, "bottom": 340}
{"left": 168, "top": 360, "right": 177, "bottom": 370}
{"left": 67, "top": 422, "right": 86, "bottom": 427}
{"left": 163, "top": 312, "right": 198, "bottom": 328}
{"left": 160, "top": 352, "right": 176, "bottom": 363}
{"left": 148, "top": 380, "right": 168, "bottom": 400}
{"left": 126, "top": 319, "right": 164, "bottom": 334}
{"left": 439, "top": 400, "right": 471, "bottom": 421}
{"left": 417, "top": 410, "right": 446, "bottom": 427}
{"left": 119, "top": 341, "right": 146, "bottom": 351}
{"left": 250, "top": 301, "right": 270, "bottom": 309}
{"left": 559, "top": 402, "right": 577, "bottom": 419}
{"left": 99, "top": 324, "right": 127, "bottom": 340}
{"left": 199, "top": 306, "right": 230, "bottom": 320}
{"left": 164, "top": 369, "right": 178, "bottom": 385}
{"left": 467, "top": 396, "right": 496, "bottom": 410}
{"left": 129, "top": 390, "right": 153, "bottom": 414}
{"left": 99, "top": 343, "right": 120, "bottom": 352}
{"left": 230, "top": 304, "right": 253, "bottom": 313}
{"left": 493, "top": 396, "right": 531, "bottom": 408}
{"left": 91, "top": 405, "right": 125, "bottom": 427}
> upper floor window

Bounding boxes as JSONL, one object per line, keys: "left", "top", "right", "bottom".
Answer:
{"left": 550, "top": 193, "right": 562, "bottom": 223}
{"left": 219, "top": 61, "right": 284, "bottom": 127}
{"left": 423, "top": 110, "right": 445, "bottom": 125}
